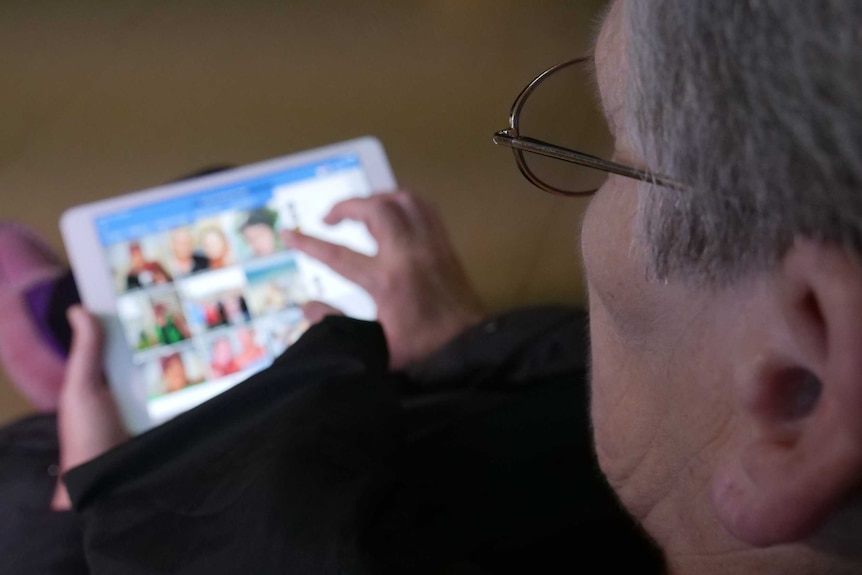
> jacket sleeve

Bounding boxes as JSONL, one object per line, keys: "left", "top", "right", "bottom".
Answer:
{"left": 64, "top": 317, "right": 401, "bottom": 575}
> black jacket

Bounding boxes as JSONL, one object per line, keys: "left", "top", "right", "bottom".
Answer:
{"left": 7, "top": 307, "right": 663, "bottom": 574}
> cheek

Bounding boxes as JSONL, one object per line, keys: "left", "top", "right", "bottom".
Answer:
{"left": 588, "top": 283, "right": 667, "bottom": 489}
{"left": 581, "top": 179, "right": 673, "bottom": 496}
{"left": 256, "top": 233, "right": 275, "bottom": 250}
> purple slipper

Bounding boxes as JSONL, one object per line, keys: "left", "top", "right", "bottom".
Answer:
{"left": 0, "top": 223, "right": 67, "bottom": 411}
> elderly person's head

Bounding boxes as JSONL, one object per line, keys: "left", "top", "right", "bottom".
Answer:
{"left": 583, "top": 1, "right": 862, "bottom": 573}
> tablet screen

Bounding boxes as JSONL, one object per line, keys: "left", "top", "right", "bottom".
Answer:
{"left": 94, "top": 154, "right": 376, "bottom": 423}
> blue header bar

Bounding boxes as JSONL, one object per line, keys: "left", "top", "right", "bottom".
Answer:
{"left": 96, "top": 154, "right": 360, "bottom": 245}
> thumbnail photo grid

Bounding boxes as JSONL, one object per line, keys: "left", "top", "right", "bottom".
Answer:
{"left": 109, "top": 204, "right": 312, "bottom": 401}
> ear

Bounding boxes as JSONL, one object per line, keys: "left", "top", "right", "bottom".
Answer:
{"left": 711, "top": 240, "right": 862, "bottom": 547}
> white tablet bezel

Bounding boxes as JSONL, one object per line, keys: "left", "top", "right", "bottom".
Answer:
{"left": 61, "top": 136, "right": 396, "bottom": 434}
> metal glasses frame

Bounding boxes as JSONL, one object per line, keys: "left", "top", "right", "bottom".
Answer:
{"left": 493, "top": 57, "right": 686, "bottom": 197}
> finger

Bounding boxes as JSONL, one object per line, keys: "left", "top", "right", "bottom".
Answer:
{"left": 61, "top": 306, "right": 128, "bottom": 451}
{"left": 53, "top": 307, "right": 128, "bottom": 510}
{"left": 324, "top": 194, "right": 413, "bottom": 242}
{"left": 283, "top": 230, "right": 374, "bottom": 289}
{"left": 301, "top": 301, "right": 345, "bottom": 325}
{"left": 385, "top": 191, "right": 457, "bottom": 264}
{"left": 62, "top": 306, "right": 105, "bottom": 395}
{"left": 390, "top": 190, "right": 443, "bottom": 240}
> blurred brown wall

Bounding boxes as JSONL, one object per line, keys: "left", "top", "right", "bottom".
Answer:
{"left": 0, "top": 0, "right": 608, "bottom": 422}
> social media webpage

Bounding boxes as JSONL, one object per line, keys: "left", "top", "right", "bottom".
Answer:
{"left": 96, "top": 155, "right": 375, "bottom": 423}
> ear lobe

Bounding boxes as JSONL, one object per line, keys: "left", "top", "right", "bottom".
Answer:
{"left": 711, "top": 240, "right": 862, "bottom": 547}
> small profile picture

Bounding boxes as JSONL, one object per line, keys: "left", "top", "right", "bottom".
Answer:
{"left": 178, "top": 268, "right": 252, "bottom": 334}
{"left": 204, "top": 326, "right": 272, "bottom": 380}
{"left": 244, "top": 255, "right": 308, "bottom": 317}
{"left": 237, "top": 207, "right": 285, "bottom": 260}
{"left": 151, "top": 298, "right": 193, "bottom": 346}
{"left": 191, "top": 296, "right": 250, "bottom": 331}
{"left": 206, "top": 334, "right": 245, "bottom": 379}
{"left": 143, "top": 350, "right": 207, "bottom": 398}
{"left": 168, "top": 227, "right": 210, "bottom": 277}
{"left": 117, "top": 290, "right": 192, "bottom": 351}
{"left": 160, "top": 351, "right": 206, "bottom": 394}
{"left": 233, "top": 326, "right": 271, "bottom": 371}
{"left": 224, "top": 294, "right": 252, "bottom": 324}
{"left": 107, "top": 236, "right": 173, "bottom": 293}
{"left": 193, "top": 217, "right": 236, "bottom": 271}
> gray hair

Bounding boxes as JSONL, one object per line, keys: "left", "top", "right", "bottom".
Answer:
{"left": 625, "top": 0, "right": 862, "bottom": 282}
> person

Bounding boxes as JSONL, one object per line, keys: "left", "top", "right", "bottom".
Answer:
{"left": 152, "top": 303, "right": 191, "bottom": 345}
{"left": 221, "top": 294, "right": 251, "bottom": 324}
{"left": 169, "top": 228, "right": 209, "bottom": 276}
{"left": 201, "top": 300, "right": 227, "bottom": 328}
{"left": 579, "top": 1, "right": 862, "bottom": 573}
{"left": 124, "top": 241, "right": 172, "bottom": 290}
{"left": 6, "top": 0, "right": 862, "bottom": 572}
{"left": 161, "top": 353, "right": 192, "bottom": 394}
{"left": 239, "top": 208, "right": 282, "bottom": 258}
{"left": 233, "top": 327, "right": 268, "bottom": 369}
{"left": 0, "top": 194, "right": 643, "bottom": 574}
{"left": 198, "top": 227, "right": 232, "bottom": 270}
{"left": 208, "top": 336, "right": 240, "bottom": 378}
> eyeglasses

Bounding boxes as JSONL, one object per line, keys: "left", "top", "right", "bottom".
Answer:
{"left": 493, "top": 57, "right": 685, "bottom": 197}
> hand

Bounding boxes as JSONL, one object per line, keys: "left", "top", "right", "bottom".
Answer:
{"left": 284, "top": 191, "right": 486, "bottom": 369}
{"left": 51, "top": 306, "right": 129, "bottom": 511}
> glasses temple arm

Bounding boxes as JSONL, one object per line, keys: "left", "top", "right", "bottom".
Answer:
{"left": 493, "top": 132, "right": 686, "bottom": 190}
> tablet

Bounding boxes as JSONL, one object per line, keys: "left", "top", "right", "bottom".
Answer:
{"left": 61, "top": 136, "right": 396, "bottom": 434}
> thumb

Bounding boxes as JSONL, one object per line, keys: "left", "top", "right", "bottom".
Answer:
{"left": 52, "top": 306, "right": 128, "bottom": 511}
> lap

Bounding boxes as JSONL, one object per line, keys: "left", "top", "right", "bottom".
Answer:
{"left": 0, "top": 414, "right": 88, "bottom": 575}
